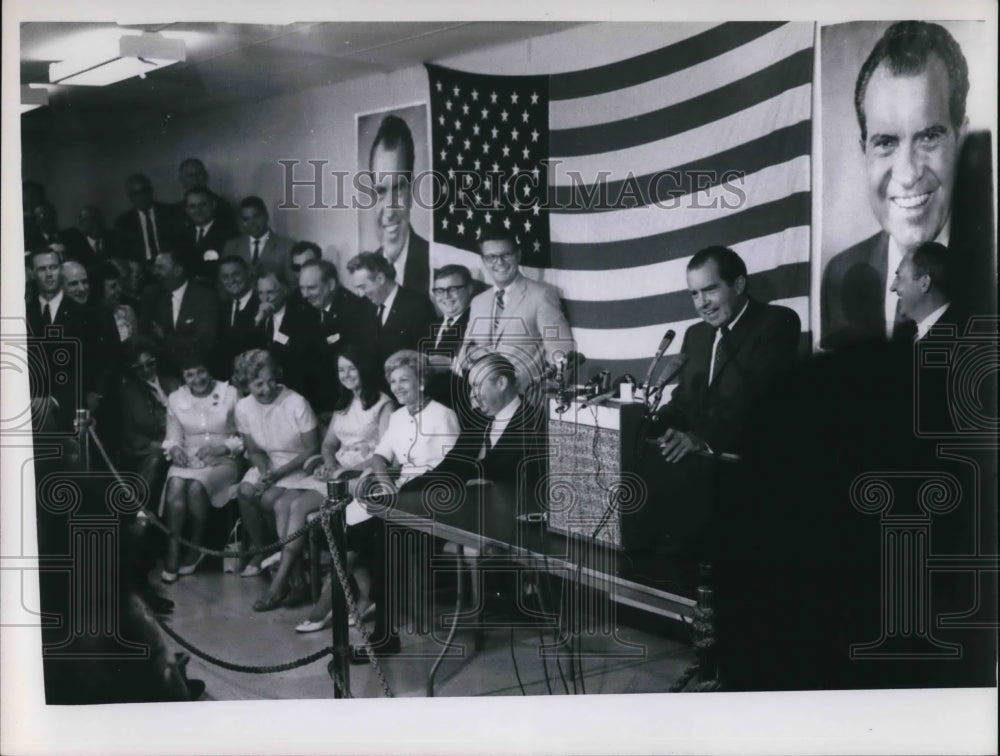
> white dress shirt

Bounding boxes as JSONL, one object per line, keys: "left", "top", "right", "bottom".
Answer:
{"left": 171, "top": 281, "right": 189, "bottom": 327}
{"left": 38, "top": 290, "right": 64, "bottom": 323}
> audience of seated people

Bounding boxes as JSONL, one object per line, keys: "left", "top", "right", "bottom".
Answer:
{"left": 22, "top": 178, "right": 575, "bottom": 664}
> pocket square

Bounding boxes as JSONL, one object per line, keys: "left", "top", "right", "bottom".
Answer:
{"left": 326, "top": 333, "right": 341, "bottom": 345}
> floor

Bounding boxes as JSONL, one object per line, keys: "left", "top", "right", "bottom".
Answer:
{"left": 154, "top": 562, "right": 697, "bottom": 700}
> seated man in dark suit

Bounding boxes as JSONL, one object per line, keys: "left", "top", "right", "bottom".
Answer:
{"left": 623, "top": 246, "right": 801, "bottom": 562}
{"left": 142, "top": 249, "right": 221, "bottom": 372}
{"left": 222, "top": 196, "right": 296, "bottom": 278}
{"left": 286, "top": 240, "right": 322, "bottom": 304}
{"left": 295, "top": 259, "right": 371, "bottom": 422}
{"left": 346, "top": 251, "right": 436, "bottom": 375}
{"left": 215, "top": 255, "right": 261, "bottom": 379}
{"left": 179, "top": 186, "right": 238, "bottom": 284}
{"left": 113, "top": 174, "right": 180, "bottom": 269}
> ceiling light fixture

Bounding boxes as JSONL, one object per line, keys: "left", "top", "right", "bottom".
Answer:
{"left": 49, "top": 32, "right": 186, "bottom": 87}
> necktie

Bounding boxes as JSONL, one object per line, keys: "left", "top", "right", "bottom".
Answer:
{"left": 492, "top": 290, "right": 505, "bottom": 345}
{"left": 197, "top": 226, "right": 205, "bottom": 244}
{"left": 709, "top": 325, "right": 729, "bottom": 384}
{"left": 377, "top": 304, "right": 385, "bottom": 325}
{"left": 143, "top": 210, "right": 158, "bottom": 258}
{"left": 93, "top": 238, "right": 102, "bottom": 255}
{"left": 42, "top": 302, "right": 52, "bottom": 326}
{"left": 265, "top": 316, "right": 275, "bottom": 343}
{"left": 479, "top": 420, "right": 494, "bottom": 460}
{"left": 435, "top": 318, "right": 450, "bottom": 348}
{"left": 252, "top": 238, "right": 260, "bottom": 265}
{"left": 231, "top": 301, "right": 239, "bottom": 327}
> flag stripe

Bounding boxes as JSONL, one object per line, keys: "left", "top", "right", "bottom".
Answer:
{"left": 541, "top": 226, "right": 809, "bottom": 301}
{"left": 549, "top": 191, "right": 811, "bottom": 272}
{"left": 551, "top": 47, "right": 813, "bottom": 159}
{"left": 551, "top": 23, "right": 813, "bottom": 130}
{"left": 551, "top": 157, "right": 810, "bottom": 246}
{"left": 562, "top": 262, "right": 809, "bottom": 330}
{"left": 550, "top": 118, "right": 811, "bottom": 212}
{"left": 549, "top": 22, "right": 788, "bottom": 101}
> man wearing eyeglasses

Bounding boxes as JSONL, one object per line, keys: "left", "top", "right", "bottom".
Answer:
{"left": 458, "top": 231, "right": 573, "bottom": 396}
{"left": 425, "top": 265, "right": 475, "bottom": 408}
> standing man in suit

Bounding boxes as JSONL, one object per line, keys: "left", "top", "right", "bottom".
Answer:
{"left": 458, "top": 231, "right": 573, "bottom": 397}
{"left": 114, "top": 174, "right": 179, "bottom": 269}
{"left": 821, "top": 22, "right": 978, "bottom": 349}
{"left": 67, "top": 205, "right": 117, "bottom": 268}
{"left": 215, "top": 255, "right": 261, "bottom": 379}
{"left": 286, "top": 241, "right": 322, "bottom": 302}
{"left": 222, "top": 196, "right": 295, "bottom": 277}
{"left": 296, "top": 259, "right": 370, "bottom": 422}
{"left": 143, "top": 249, "right": 220, "bottom": 370}
{"left": 891, "top": 241, "right": 965, "bottom": 341}
{"left": 426, "top": 264, "right": 475, "bottom": 409}
{"left": 180, "top": 186, "right": 238, "bottom": 284}
{"left": 365, "top": 115, "right": 431, "bottom": 294}
{"left": 253, "top": 271, "right": 306, "bottom": 393}
{"left": 176, "top": 158, "right": 238, "bottom": 237}
{"left": 28, "top": 202, "right": 78, "bottom": 255}
{"left": 347, "top": 251, "right": 436, "bottom": 371}
{"left": 623, "top": 246, "right": 800, "bottom": 561}
{"left": 25, "top": 250, "right": 101, "bottom": 431}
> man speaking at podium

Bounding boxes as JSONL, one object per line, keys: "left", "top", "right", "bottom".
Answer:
{"left": 622, "top": 246, "right": 800, "bottom": 566}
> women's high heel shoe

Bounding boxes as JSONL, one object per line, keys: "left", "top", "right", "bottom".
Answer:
{"left": 178, "top": 552, "right": 206, "bottom": 576}
{"left": 295, "top": 612, "right": 333, "bottom": 633}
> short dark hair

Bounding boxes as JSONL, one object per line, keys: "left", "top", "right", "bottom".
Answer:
{"left": 290, "top": 241, "right": 322, "bottom": 259}
{"left": 469, "top": 353, "right": 517, "bottom": 388}
{"left": 180, "top": 157, "right": 207, "bottom": 173}
{"left": 238, "top": 195, "right": 268, "bottom": 216}
{"left": 175, "top": 343, "right": 210, "bottom": 373}
{"left": 157, "top": 249, "right": 189, "bottom": 276}
{"left": 300, "top": 258, "right": 338, "bottom": 284}
{"left": 218, "top": 254, "right": 251, "bottom": 274}
{"left": 369, "top": 115, "right": 415, "bottom": 177}
{"left": 433, "top": 264, "right": 473, "bottom": 286}
{"left": 477, "top": 229, "right": 520, "bottom": 253}
{"left": 28, "top": 248, "right": 61, "bottom": 268}
{"left": 123, "top": 336, "right": 159, "bottom": 369}
{"left": 687, "top": 245, "right": 747, "bottom": 286}
{"left": 909, "top": 241, "right": 953, "bottom": 298}
{"left": 347, "top": 251, "right": 396, "bottom": 281}
{"left": 184, "top": 186, "right": 215, "bottom": 204}
{"left": 854, "top": 21, "right": 969, "bottom": 145}
{"left": 125, "top": 173, "right": 152, "bottom": 192}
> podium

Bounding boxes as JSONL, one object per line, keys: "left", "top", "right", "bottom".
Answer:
{"left": 546, "top": 399, "right": 651, "bottom": 548}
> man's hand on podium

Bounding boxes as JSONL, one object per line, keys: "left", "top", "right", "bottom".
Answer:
{"left": 658, "top": 428, "right": 707, "bottom": 464}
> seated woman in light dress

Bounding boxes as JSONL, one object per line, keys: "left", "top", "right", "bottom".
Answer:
{"left": 233, "top": 349, "right": 321, "bottom": 612}
{"left": 160, "top": 346, "right": 243, "bottom": 583}
{"left": 294, "top": 346, "right": 393, "bottom": 633}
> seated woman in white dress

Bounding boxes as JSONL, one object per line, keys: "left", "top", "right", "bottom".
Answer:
{"left": 295, "top": 346, "right": 393, "bottom": 633}
{"left": 160, "top": 346, "right": 243, "bottom": 583}
{"left": 342, "top": 351, "right": 460, "bottom": 656}
{"left": 232, "top": 349, "right": 321, "bottom": 612}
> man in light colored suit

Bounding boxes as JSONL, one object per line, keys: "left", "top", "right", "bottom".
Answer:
{"left": 222, "top": 196, "right": 295, "bottom": 279}
{"left": 458, "top": 231, "right": 573, "bottom": 395}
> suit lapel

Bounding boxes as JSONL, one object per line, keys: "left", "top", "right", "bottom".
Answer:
{"left": 496, "top": 277, "right": 527, "bottom": 339}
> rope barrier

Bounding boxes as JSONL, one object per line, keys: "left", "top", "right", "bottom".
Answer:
{"left": 153, "top": 613, "right": 335, "bottom": 674}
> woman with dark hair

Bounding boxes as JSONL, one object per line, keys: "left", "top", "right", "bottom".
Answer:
{"left": 160, "top": 345, "right": 243, "bottom": 582}
{"left": 119, "top": 337, "right": 179, "bottom": 497}
{"left": 295, "top": 346, "right": 393, "bottom": 632}
{"left": 232, "top": 349, "right": 321, "bottom": 611}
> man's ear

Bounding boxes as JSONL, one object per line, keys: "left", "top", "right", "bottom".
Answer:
{"left": 734, "top": 275, "right": 747, "bottom": 296}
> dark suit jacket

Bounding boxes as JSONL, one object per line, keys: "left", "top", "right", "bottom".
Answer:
{"left": 377, "top": 226, "right": 430, "bottom": 295}
{"left": 62, "top": 229, "right": 118, "bottom": 272}
{"left": 142, "top": 280, "right": 221, "bottom": 368}
{"left": 26, "top": 295, "right": 101, "bottom": 427}
{"left": 425, "top": 308, "right": 471, "bottom": 408}
{"left": 113, "top": 203, "right": 181, "bottom": 265}
{"left": 216, "top": 291, "right": 263, "bottom": 379}
{"left": 174, "top": 195, "right": 239, "bottom": 239}
{"left": 371, "top": 285, "right": 438, "bottom": 368}
{"left": 178, "top": 219, "right": 238, "bottom": 283}
{"left": 222, "top": 231, "right": 296, "bottom": 279}
{"left": 295, "top": 287, "right": 372, "bottom": 415}
{"left": 657, "top": 298, "right": 801, "bottom": 455}
{"left": 120, "top": 373, "right": 180, "bottom": 457}
{"left": 257, "top": 301, "right": 308, "bottom": 395}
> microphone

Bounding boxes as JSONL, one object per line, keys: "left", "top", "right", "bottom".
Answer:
{"left": 642, "top": 329, "right": 676, "bottom": 391}
{"left": 580, "top": 388, "right": 617, "bottom": 408}
{"left": 545, "top": 350, "right": 586, "bottom": 379}
{"left": 647, "top": 353, "right": 688, "bottom": 413}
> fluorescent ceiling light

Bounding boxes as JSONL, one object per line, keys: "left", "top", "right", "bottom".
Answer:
{"left": 49, "top": 32, "right": 185, "bottom": 86}
{"left": 21, "top": 85, "right": 49, "bottom": 113}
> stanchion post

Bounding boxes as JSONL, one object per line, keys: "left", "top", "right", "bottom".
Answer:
{"left": 327, "top": 478, "right": 352, "bottom": 698}
{"left": 74, "top": 408, "right": 91, "bottom": 470}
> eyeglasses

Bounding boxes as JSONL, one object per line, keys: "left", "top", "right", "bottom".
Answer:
{"left": 482, "top": 252, "right": 517, "bottom": 265}
{"left": 432, "top": 284, "right": 470, "bottom": 297}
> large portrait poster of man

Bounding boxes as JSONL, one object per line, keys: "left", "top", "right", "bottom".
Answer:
{"left": 818, "top": 21, "right": 996, "bottom": 350}
{"left": 355, "top": 103, "right": 432, "bottom": 295}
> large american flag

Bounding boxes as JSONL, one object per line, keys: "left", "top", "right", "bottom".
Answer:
{"left": 428, "top": 22, "right": 813, "bottom": 378}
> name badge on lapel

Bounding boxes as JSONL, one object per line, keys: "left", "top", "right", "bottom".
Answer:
{"left": 273, "top": 332, "right": 289, "bottom": 345}
{"left": 326, "top": 333, "right": 341, "bottom": 345}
